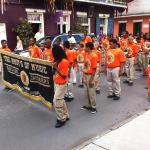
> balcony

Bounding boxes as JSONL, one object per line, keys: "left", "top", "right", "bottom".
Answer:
{"left": 74, "top": 0, "right": 128, "bottom": 8}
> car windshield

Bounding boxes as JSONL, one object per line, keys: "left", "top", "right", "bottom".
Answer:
{"left": 37, "top": 36, "right": 55, "bottom": 45}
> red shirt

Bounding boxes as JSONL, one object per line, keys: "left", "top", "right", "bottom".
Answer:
{"left": 53, "top": 59, "right": 70, "bottom": 84}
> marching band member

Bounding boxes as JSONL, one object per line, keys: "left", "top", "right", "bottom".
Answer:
{"left": 28, "top": 38, "right": 41, "bottom": 58}
{"left": 77, "top": 42, "right": 86, "bottom": 88}
{"left": 52, "top": 45, "right": 70, "bottom": 128}
{"left": 93, "top": 46, "right": 102, "bottom": 94}
{"left": 119, "top": 31, "right": 129, "bottom": 52}
{"left": 82, "top": 30, "right": 92, "bottom": 44}
{"left": 81, "top": 42, "right": 98, "bottom": 114}
{"left": 42, "top": 39, "right": 54, "bottom": 62}
{"left": 146, "top": 57, "right": 150, "bottom": 100}
{"left": 124, "top": 36, "right": 138, "bottom": 86}
{"left": 63, "top": 41, "right": 76, "bottom": 101}
{"left": 142, "top": 33, "right": 150, "bottom": 76}
{"left": 106, "top": 38, "right": 126, "bottom": 100}
{"left": 136, "top": 37, "right": 143, "bottom": 72}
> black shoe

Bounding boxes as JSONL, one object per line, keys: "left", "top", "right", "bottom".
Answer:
{"left": 123, "top": 80, "right": 129, "bottom": 84}
{"left": 65, "top": 97, "right": 74, "bottom": 102}
{"left": 122, "top": 73, "right": 127, "bottom": 76}
{"left": 78, "top": 84, "right": 84, "bottom": 88}
{"left": 90, "top": 108, "right": 97, "bottom": 114}
{"left": 81, "top": 106, "right": 91, "bottom": 111}
{"left": 113, "top": 96, "right": 120, "bottom": 100}
{"left": 66, "top": 118, "right": 70, "bottom": 122}
{"left": 96, "top": 90, "right": 100, "bottom": 94}
{"left": 107, "top": 94, "right": 115, "bottom": 98}
{"left": 55, "top": 120, "right": 66, "bottom": 128}
{"left": 128, "top": 82, "right": 133, "bottom": 86}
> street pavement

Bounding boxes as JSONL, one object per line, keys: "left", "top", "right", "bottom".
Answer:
{"left": 0, "top": 72, "right": 150, "bottom": 150}
{"left": 76, "top": 109, "right": 150, "bottom": 150}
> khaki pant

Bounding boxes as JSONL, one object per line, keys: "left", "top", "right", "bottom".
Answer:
{"left": 107, "top": 67, "right": 121, "bottom": 96}
{"left": 137, "top": 52, "right": 143, "bottom": 70}
{"left": 125, "top": 57, "right": 135, "bottom": 83}
{"left": 78, "top": 63, "right": 84, "bottom": 85}
{"left": 84, "top": 74, "right": 96, "bottom": 108}
{"left": 95, "top": 63, "right": 101, "bottom": 91}
{"left": 141, "top": 53, "right": 148, "bottom": 75}
{"left": 53, "top": 83, "right": 69, "bottom": 121}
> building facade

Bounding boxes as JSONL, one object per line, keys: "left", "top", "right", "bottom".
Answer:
{"left": 0, "top": 0, "right": 127, "bottom": 49}
{"left": 114, "top": 0, "right": 150, "bottom": 36}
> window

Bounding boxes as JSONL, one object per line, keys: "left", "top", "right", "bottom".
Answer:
{"left": 57, "top": 10, "right": 71, "bottom": 34}
{"left": 76, "top": 12, "right": 90, "bottom": 33}
{"left": 119, "top": 23, "right": 126, "bottom": 35}
{"left": 133, "top": 22, "right": 142, "bottom": 36}
{"left": 0, "top": 23, "right": 7, "bottom": 47}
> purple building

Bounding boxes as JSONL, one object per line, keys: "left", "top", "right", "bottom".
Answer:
{"left": 0, "top": 0, "right": 127, "bottom": 49}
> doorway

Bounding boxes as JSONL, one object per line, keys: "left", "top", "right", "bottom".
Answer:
{"left": 31, "top": 23, "right": 41, "bottom": 35}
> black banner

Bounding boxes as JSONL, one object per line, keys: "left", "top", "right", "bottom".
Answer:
{"left": 0, "top": 51, "right": 54, "bottom": 108}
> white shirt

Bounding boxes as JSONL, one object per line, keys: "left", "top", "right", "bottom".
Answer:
{"left": 34, "top": 32, "right": 43, "bottom": 41}
{"left": 16, "top": 40, "right": 23, "bottom": 51}
{"left": 68, "top": 36, "right": 76, "bottom": 44}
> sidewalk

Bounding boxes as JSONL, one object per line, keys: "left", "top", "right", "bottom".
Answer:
{"left": 74, "top": 109, "right": 150, "bottom": 150}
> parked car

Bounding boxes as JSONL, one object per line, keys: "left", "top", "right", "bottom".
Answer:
{"left": 36, "top": 33, "right": 96, "bottom": 47}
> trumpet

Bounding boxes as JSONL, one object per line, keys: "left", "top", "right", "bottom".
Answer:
{"left": 124, "top": 47, "right": 132, "bottom": 57}
{"left": 144, "top": 42, "right": 150, "bottom": 50}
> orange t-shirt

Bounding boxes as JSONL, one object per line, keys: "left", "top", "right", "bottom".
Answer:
{"left": 53, "top": 59, "right": 70, "bottom": 84}
{"left": 29, "top": 45, "right": 41, "bottom": 58}
{"left": 42, "top": 48, "right": 54, "bottom": 62}
{"left": 0, "top": 47, "right": 11, "bottom": 52}
{"left": 126, "top": 43, "right": 138, "bottom": 58}
{"left": 146, "top": 67, "right": 150, "bottom": 87}
{"left": 93, "top": 49, "right": 102, "bottom": 62}
{"left": 83, "top": 36, "right": 92, "bottom": 44}
{"left": 119, "top": 38, "right": 128, "bottom": 51}
{"left": 66, "top": 49, "right": 76, "bottom": 63}
{"left": 106, "top": 48, "right": 126, "bottom": 68}
{"left": 76, "top": 50, "right": 85, "bottom": 63}
{"left": 84, "top": 52, "right": 98, "bottom": 74}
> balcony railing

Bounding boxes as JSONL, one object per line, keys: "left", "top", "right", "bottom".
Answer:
{"left": 75, "top": 0, "right": 127, "bottom": 7}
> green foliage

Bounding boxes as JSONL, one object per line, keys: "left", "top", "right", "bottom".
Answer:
{"left": 12, "top": 18, "right": 33, "bottom": 48}
{"left": 72, "top": 23, "right": 85, "bottom": 33}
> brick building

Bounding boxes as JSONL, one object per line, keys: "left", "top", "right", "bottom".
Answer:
{"left": 114, "top": 0, "right": 150, "bottom": 36}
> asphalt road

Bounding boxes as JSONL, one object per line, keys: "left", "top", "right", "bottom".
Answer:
{"left": 0, "top": 72, "right": 149, "bottom": 150}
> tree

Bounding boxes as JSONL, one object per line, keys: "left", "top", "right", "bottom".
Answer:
{"left": 12, "top": 18, "right": 34, "bottom": 48}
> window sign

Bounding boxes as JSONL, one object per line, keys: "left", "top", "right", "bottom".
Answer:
{"left": 27, "top": 14, "right": 41, "bottom": 22}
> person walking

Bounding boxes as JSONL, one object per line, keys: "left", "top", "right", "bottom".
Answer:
{"left": 106, "top": 38, "right": 126, "bottom": 100}
{"left": 124, "top": 36, "right": 138, "bottom": 86}
{"left": 52, "top": 45, "right": 70, "bottom": 128}
{"left": 81, "top": 42, "right": 98, "bottom": 114}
